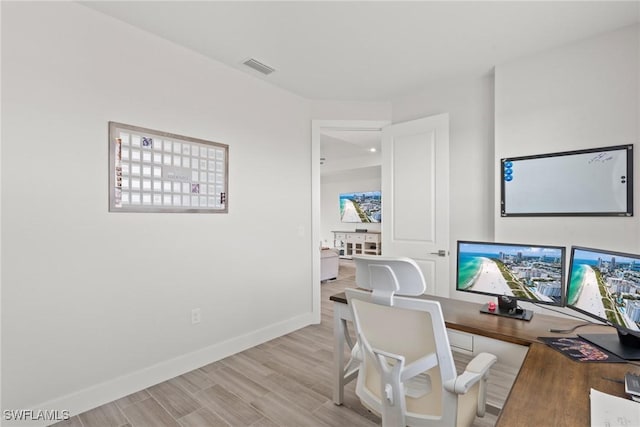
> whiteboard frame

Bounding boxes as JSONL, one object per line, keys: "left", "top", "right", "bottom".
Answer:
{"left": 500, "top": 144, "right": 633, "bottom": 217}
{"left": 109, "top": 122, "right": 229, "bottom": 214}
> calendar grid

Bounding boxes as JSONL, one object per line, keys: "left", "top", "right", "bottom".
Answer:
{"left": 109, "top": 122, "right": 228, "bottom": 213}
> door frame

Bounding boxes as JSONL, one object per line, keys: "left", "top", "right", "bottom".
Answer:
{"left": 311, "top": 120, "right": 390, "bottom": 323}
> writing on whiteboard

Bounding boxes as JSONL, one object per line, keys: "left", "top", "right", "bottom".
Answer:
{"left": 589, "top": 152, "right": 613, "bottom": 164}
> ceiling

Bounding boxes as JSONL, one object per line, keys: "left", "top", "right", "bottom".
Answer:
{"left": 320, "top": 129, "right": 382, "bottom": 174}
{"left": 321, "top": 130, "right": 381, "bottom": 161}
{"left": 80, "top": 1, "right": 638, "bottom": 172}
{"left": 81, "top": 1, "right": 639, "bottom": 102}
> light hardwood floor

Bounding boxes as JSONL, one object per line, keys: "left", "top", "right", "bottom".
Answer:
{"left": 52, "top": 260, "right": 498, "bottom": 427}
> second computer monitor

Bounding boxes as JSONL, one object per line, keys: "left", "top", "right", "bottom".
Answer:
{"left": 566, "top": 246, "right": 640, "bottom": 359}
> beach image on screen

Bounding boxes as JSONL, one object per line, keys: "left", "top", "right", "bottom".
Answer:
{"left": 567, "top": 249, "right": 640, "bottom": 331}
{"left": 339, "top": 191, "right": 381, "bottom": 223}
{"left": 457, "top": 243, "right": 564, "bottom": 303}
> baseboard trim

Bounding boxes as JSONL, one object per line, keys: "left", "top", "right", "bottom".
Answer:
{"left": 20, "top": 313, "right": 315, "bottom": 427}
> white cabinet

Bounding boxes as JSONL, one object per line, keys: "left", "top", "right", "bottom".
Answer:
{"left": 363, "top": 233, "right": 381, "bottom": 255}
{"left": 332, "top": 231, "right": 381, "bottom": 258}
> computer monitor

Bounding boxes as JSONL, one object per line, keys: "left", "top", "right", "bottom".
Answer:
{"left": 456, "top": 240, "right": 566, "bottom": 321}
{"left": 566, "top": 246, "right": 640, "bottom": 360}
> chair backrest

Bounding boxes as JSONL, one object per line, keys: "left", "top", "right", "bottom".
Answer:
{"left": 347, "top": 256, "right": 468, "bottom": 426}
{"left": 352, "top": 255, "right": 426, "bottom": 306}
{"left": 346, "top": 289, "right": 460, "bottom": 426}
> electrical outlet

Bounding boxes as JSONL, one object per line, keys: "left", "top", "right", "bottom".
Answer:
{"left": 191, "top": 308, "right": 201, "bottom": 324}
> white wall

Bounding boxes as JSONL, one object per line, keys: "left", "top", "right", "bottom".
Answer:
{"left": 494, "top": 24, "right": 640, "bottom": 253}
{"left": 310, "top": 100, "right": 391, "bottom": 121}
{"left": 321, "top": 166, "right": 382, "bottom": 247}
{"left": 1, "top": 2, "right": 312, "bottom": 416}
{"left": 391, "top": 74, "right": 495, "bottom": 299}
{"left": 391, "top": 24, "right": 640, "bottom": 306}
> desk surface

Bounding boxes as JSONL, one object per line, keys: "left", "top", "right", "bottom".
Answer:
{"left": 330, "top": 292, "right": 640, "bottom": 426}
{"left": 500, "top": 342, "right": 639, "bottom": 426}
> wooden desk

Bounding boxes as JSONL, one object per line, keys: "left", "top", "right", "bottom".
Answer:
{"left": 330, "top": 292, "right": 640, "bottom": 427}
{"left": 499, "top": 341, "right": 639, "bottom": 426}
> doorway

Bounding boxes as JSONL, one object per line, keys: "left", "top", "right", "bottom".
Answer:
{"left": 311, "top": 120, "right": 389, "bottom": 323}
{"left": 311, "top": 115, "right": 451, "bottom": 323}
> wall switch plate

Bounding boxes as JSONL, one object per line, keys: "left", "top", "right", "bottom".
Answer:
{"left": 191, "top": 308, "right": 201, "bottom": 324}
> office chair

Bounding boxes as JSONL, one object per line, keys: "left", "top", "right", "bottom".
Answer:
{"left": 346, "top": 255, "right": 497, "bottom": 427}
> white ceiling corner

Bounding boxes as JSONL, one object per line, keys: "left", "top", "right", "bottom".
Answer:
{"left": 80, "top": 1, "right": 639, "bottom": 102}
{"left": 78, "top": 1, "right": 639, "bottom": 167}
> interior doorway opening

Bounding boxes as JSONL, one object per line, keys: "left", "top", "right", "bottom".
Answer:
{"left": 311, "top": 120, "right": 390, "bottom": 324}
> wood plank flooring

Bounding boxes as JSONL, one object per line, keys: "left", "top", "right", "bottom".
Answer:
{"left": 52, "top": 260, "right": 499, "bottom": 427}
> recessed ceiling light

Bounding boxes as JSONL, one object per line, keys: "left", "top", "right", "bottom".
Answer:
{"left": 369, "top": 148, "right": 377, "bottom": 153}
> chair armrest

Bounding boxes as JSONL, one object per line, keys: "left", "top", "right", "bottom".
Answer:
{"left": 444, "top": 352, "right": 497, "bottom": 394}
{"left": 465, "top": 352, "right": 497, "bottom": 376}
{"left": 444, "top": 370, "right": 481, "bottom": 395}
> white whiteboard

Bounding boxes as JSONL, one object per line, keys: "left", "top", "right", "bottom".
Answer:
{"left": 501, "top": 145, "right": 633, "bottom": 216}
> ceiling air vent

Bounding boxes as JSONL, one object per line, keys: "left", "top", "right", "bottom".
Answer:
{"left": 242, "top": 58, "right": 275, "bottom": 76}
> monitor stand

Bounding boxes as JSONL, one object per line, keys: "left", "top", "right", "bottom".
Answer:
{"left": 579, "top": 329, "right": 640, "bottom": 360}
{"left": 480, "top": 303, "right": 533, "bottom": 321}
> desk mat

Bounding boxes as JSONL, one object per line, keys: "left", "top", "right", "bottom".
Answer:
{"left": 539, "top": 337, "right": 625, "bottom": 363}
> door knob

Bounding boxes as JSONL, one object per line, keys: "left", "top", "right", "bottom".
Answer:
{"left": 430, "top": 250, "right": 447, "bottom": 257}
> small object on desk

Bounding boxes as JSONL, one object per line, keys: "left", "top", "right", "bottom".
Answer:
{"left": 590, "top": 388, "right": 640, "bottom": 427}
{"left": 487, "top": 301, "right": 496, "bottom": 311}
{"left": 602, "top": 376, "right": 625, "bottom": 384}
{"left": 480, "top": 302, "right": 533, "bottom": 320}
{"left": 539, "top": 337, "right": 624, "bottom": 363}
{"left": 498, "top": 295, "right": 517, "bottom": 311}
{"left": 625, "top": 372, "right": 640, "bottom": 401}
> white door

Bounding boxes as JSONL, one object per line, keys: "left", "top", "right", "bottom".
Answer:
{"left": 381, "top": 114, "right": 450, "bottom": 296}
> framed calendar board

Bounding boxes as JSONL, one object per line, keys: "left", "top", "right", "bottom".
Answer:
{"left": 109, "top": 122, "right": 228, "bottom": 213}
